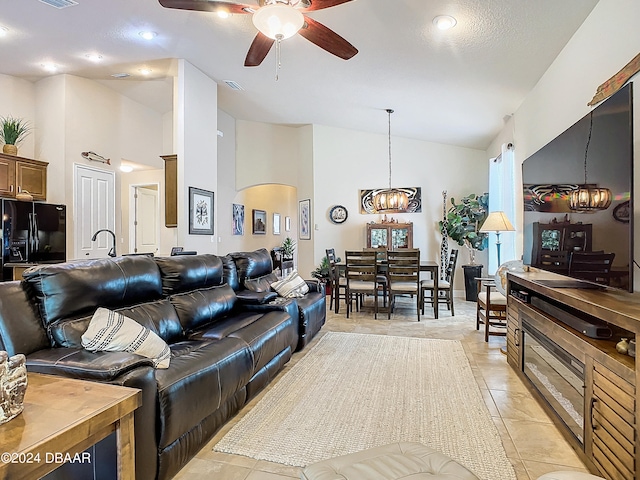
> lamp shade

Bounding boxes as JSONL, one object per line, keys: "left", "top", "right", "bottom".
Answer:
{"left": 480, "top": 211, "right": 515, "bottom": 233}
{"left": 252, "top": 4, "right": 304, "bottom": 40}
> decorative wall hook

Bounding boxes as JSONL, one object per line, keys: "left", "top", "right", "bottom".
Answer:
{"left": 81, "top": 151, "right": 111, "bottom": 165}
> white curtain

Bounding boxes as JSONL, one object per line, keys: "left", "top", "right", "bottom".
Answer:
{"left": 487, "top": 143, "right": 516, "bottom": 274}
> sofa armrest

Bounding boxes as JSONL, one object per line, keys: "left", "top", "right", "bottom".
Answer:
{"left": 26, "top": 348, "right": 154, "bottom": 381}
{"left": 242, "top": 298, "right": 299, "bottom": 323}
{"left": 235, "top": 291, "right": 278, "bottom": 305}
{"left": 305, "top": 279, "right": 325, "bottom": 295}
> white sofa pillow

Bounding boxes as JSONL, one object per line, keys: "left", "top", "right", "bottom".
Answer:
{"left": 271, "top": 270, "right": 309, "bottom": 298}
{"left": 82, "top": 307, "right": 170, "bottom": 369}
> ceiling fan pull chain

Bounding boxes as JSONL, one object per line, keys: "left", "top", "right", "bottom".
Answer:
{"left": 275, "top": 34, "right": 283, "bottom": 81}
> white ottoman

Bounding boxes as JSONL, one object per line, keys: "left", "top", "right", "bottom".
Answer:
{"left": 537, "top": 472, "right": 605, "bottom": 480}
{"left": 301, "top": 442, "right": 479, "bottom": 480}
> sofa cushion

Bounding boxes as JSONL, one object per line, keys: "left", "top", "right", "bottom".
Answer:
{"left": 82, "top": 308, "right": 171, "bottom": 369}
{"left": 271, "top": 270, "right": 310, "bottom": 298}
{"left": 170, "top": 284, "right": 237, "bottom": 334}
{"left": 0, "top": 281, "right": 50, "bottom": 356}
{"left": 231, "top": 249, "right": 273, "bottom": 284}
{"left": 155, "top": 254, "right": 223, "bottom": 295}
{"left": 23, "top": 256, "right": 163, "bottom": 327}
{"left": 221, "top": 254, "right": 240, "bottom": 291}
{"left": 244, "top": 272, "right": 278, "bottom": 293}
{"left": 155, "top": 338, "right": 253, "bottom": 449}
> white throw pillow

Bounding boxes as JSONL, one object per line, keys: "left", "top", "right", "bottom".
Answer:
{"left": 271, "top": 270, "right": 309, "bottom": 298}
{"left": 82, "top": 307, "right": 170, "bottom": 369}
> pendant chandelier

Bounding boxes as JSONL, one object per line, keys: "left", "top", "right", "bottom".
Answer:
{"left": 373, "top": 109, "right": 409, "bottom": 213}
{"left": 569, "top": 110, "right": 612, "bottom": 212}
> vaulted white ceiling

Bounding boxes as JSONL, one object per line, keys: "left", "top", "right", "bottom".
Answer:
{"left": 1, "top": 0, "right": 599, "bottom": 149}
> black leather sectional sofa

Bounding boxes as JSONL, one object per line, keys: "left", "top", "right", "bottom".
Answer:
{"left": 0, "top": 249, "right": 325, "bottom": 480}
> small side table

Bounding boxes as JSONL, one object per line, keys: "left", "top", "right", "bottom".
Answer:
{"left": 0, "top": 373, "right": 141, "bottom": 480}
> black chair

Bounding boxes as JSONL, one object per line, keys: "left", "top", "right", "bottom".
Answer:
{"left": 568, "top": 251, "right": 615, "bottom": 285}
{"left": 326, "top": 248, "right": 347, "bottom": 314}
{"left": 421, "top": 249, "right": 458, "bottom": 316}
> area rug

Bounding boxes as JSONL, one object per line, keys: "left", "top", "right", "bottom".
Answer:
{"left": 214, "top": 332, "right": 516, "bottom": 479}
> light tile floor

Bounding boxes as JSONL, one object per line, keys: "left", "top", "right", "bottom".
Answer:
{"left": 174, "top": 296, "right": 592, "bottom": 480}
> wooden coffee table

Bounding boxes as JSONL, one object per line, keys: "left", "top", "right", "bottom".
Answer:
{"left": 0, "top": 373, "right": 141, "bottom": 480}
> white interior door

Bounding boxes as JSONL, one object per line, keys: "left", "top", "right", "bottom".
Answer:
{"left": 74, "top": 164, "right": 115, "bottom": 260}
{"left": 134, "top": 185, "right": 159, "bottom": 254}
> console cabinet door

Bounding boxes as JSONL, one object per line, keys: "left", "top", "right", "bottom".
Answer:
{"left": 0, "top": 157, "right": 16, "bottom": 197}
{"left": 506, "top": 303, "right": 520, "bottom": 369}
{"left": 589, "top": 360, "right": 636, "bottom": 480}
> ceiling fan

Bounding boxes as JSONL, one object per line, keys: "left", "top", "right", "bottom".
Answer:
{"left": 158, "top": 0, "right": 358, "bottom": 68}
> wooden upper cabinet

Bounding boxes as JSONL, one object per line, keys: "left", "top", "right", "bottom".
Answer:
{"left": 0, "top": 153, "right": 48, "bottom": 201}
{"left": 161, "top": 154, "right": 177, "bottom": 228}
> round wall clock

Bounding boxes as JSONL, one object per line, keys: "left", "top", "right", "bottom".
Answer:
{"left": 329, "top": 205, "right": 348, "bottom": 224}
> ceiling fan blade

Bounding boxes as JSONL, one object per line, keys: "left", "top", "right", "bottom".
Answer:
{"left": 245, "top": 32, "right": 275, "bottom": 66}
{"left": 158, "top": 0, "right": 253, "bottom": 14}
{"left": 298, "top": 17, "right": 358, "bottom": 60}
{"left": 301, "top": 0, "right": 353, "bottom": 12}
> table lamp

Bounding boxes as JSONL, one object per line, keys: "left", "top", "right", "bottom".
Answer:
{"left": 480, "top": 211, "right": 515, "bottom": 266}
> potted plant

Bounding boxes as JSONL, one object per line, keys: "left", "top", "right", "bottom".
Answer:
{"left": 311, "top": 255, "right": 341, "bottom": 294}
{"left": 0, "top": 116, "right": 31, "bottom": 156}
{"left": 439, "top": 192, "right": 489, "bottom": 301}
{"left": 282, "top": 236, "right": 296, "bottom": 260}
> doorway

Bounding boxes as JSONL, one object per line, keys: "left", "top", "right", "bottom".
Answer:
{"left": 130, "top": 183, "right": 159, "bottom": 255}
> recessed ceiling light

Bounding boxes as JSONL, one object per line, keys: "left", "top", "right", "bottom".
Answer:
{"left": 111, "top": 72, "right": 130, "bottom": 78}
{"left": 85, "top": 53, "right": 103, "bottom": 62}
{"left": 41, "top": 63, "right": 58, "bottom": 73}
{"left": 120, "top": 165, "right": 134, "bottom": 173}
{"left": 138, "top": 68, "right": 152, "bottom": 75}
{"left": 0, "top": 27, "right": 8, "bottom": 37}
{"left": 433, "top": 15, "right": 457, "bottom": 30}
{"left": 139, "top": 31, "right": 157, "bottom": 40}
{"left": 217, "top": 10, "right": 231, "bottom": 19}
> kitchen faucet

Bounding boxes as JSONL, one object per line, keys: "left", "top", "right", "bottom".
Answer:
{"left": 91, "top": 229, "right": 117, "bottom": 257}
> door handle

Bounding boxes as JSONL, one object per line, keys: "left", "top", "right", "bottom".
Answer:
{"left": 17, "top": 186, "right": 21, "bottom": 193}
{"left": 514, "top": 327, "right": 520, "bottom": 346}
{"left": 590, "top": 397, "right": 598, "bottom": 430}
{"left": 10, "top": 185, "right": 13, "bottom": 192}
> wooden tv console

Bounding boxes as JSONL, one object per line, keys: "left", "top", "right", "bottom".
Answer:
{"left": 507, "top": 269, "right": 637, "bottom": 480}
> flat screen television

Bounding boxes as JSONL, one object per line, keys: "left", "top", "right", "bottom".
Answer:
{"left": 522, "top": 83, "right": 633, "bottom": 291}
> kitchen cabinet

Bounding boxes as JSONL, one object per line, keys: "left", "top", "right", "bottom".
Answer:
{"left": 0, "top": 153, "right": 48, "bottom": 201}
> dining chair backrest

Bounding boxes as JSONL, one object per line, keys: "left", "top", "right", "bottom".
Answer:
{"left": 345, "top": 250, "right": 378, "bottom": 283}
{"left": 363, "top": 247, "right": 388, "bottom": 262}
{"left": 387, "top": 249, "right": 420, "bottom": 284}
{"left": 325, "top": 248, "right": 340, "bottom": 282}
{"left": 568, "top": 251, "right": 615, "bottom": 285}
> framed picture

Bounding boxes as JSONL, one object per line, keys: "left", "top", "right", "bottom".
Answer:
{"left": 273, "top": 213, "right": 281, "bottom": 235}
{"left": 299, "top": 199, "right": 311, "bottom": 240}
{"left": 189, "top": 187, "right": 214, "bottom": 235}
{"left": 232, "top": 204, "right": 244, "bottom": 235}
{"left": 252, "top": 209, "right": 267, "bottom": 235}
{"left": 285, "top": 216, "right": 291, "bottom": 232}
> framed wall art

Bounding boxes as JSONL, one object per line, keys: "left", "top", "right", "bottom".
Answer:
{"left": 273, "top": 213, "right": 281, "bottom": 235}
{"left": 252, "top": 209, "right": 267, "bottom": 235}
{"left": 232, "top": 203, "right": 244, "bottom": 235}
{"left": 285, "top": 216, "right": 291, "bottom": 232}
{"left": 189, "top": 187, "right": 214, "bottom": 235}
{"left": 299, "top": 199, "right": 311, "bottom": 240}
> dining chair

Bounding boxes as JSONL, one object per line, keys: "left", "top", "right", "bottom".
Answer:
{"left": 476, "top": 278, "right": 507, "bottom": 342}
{"left": 568, "top": 251, "right": 615, "bottom": 285}
{"left": 387, "top": 249, "right": 421, "bottom": 321}
{"left": 421, "top": 249, "right": 458, "bottom": 316}
{"left": 345, "top": 250, "right": 380, "bottom": 319}
{"left": 363, "top": 247, "right": 389, "bottom": 308}
{"left": 326, "top": 248, "right": 347, "bottom": 314}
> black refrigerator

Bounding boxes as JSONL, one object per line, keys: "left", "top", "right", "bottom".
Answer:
{"left": 1, "top": 199, "right": 66, "bottom": 281}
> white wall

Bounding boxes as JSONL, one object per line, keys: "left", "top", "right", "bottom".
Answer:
{"left": 312, "top": 124, "right": 488, "bottom": 290}
{"left": 489, "top": 0, "right": 640, "bottom": 289}
{"left": 0, "top": 74, "right": 36, "bottom": 158}
{"left": 175, "top": 60, "right": 219, "bottom": 254}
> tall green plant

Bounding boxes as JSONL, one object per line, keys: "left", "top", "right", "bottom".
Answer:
{"left": 282, "top": 237, "right": 296, "bottom": 259}
{"left": 0, "top": 116, "right": 31, "bottom": 145}
{"left": 438, "top": 193, "right": 489, "bottom": 263}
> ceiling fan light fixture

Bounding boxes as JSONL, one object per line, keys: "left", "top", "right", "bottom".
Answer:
{"left": 252, "top": 4, "right": 304, "bottom": 40}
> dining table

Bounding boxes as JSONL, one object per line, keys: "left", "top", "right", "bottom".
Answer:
{"left": 336, "top": 258, "right": 440, "bottom": 319}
